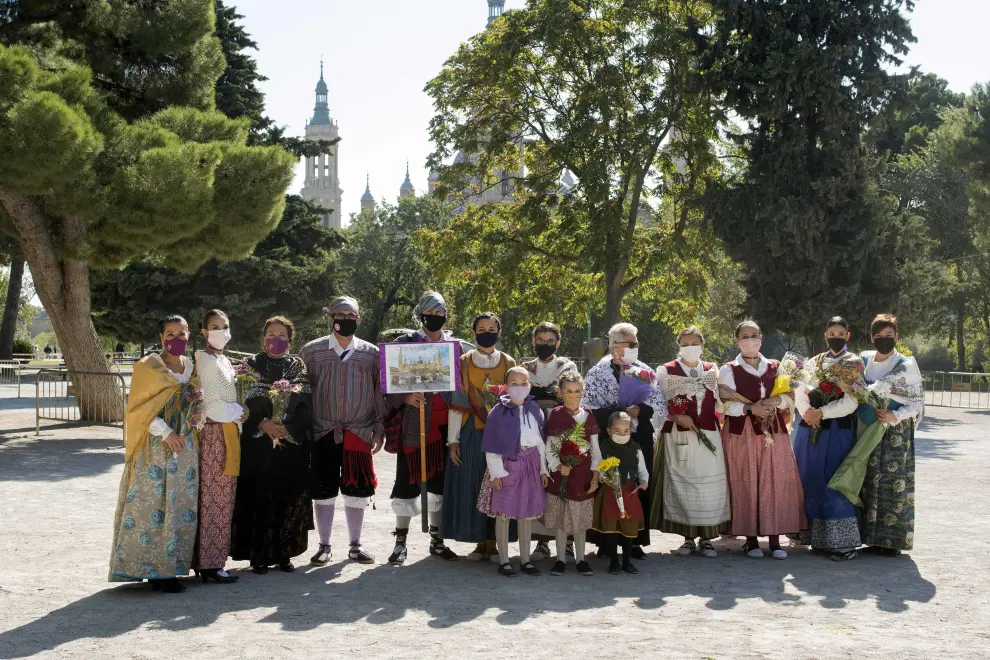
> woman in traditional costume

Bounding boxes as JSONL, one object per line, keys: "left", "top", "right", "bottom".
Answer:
{"left": 192, "top": 309, "right": 242, "bottom": 583}
{"left": 442, "top": 312, "right": 516, "bottom": 561}
{"left": 719, "top": 321, "right": 805, "bottom": 559}
{"left": 792, "top": 316, "right": 865, "bottom": 561}
{"left": 582, "top": 322, "right": 666, "bottom": 559}
{"left": 109, "top": 315, "right": 201, "bottom": 593}
{"left": 230, "top": 316, "right": 313, "bottom": 574}
{"left": 856, "top": 314, "right": 923, "bottom": 556}
{"left": 653, "top": 326, "right": 730, "bottom": 558}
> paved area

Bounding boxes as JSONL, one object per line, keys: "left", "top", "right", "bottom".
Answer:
{"left": 1, "top": 394, "right": 988, "bottom": 659}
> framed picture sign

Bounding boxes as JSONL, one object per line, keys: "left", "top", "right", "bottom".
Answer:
{"left": 379, "top": 341, "right": 460, "bottom": 395}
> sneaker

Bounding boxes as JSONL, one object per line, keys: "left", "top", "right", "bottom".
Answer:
{"left": 629, "top": 545, "right": 647, "bottom": 560}
{"left": 532, "top": 541, "right": 552, "bottom": 562}
{"left": 310, "top": 543, "right": 332, "bottom": 566}
{"left": 676, "top": 540, "right": 696, "bottom": 557}
{"left": 550, "top": 560, "right": 566, "bottom": 576}
{"left": 498, "top": 562, "right": 517, "bottom": 577}
{"left": 465, "top": 543, "right": 487, "bottom": 562}
{"left": 771, "top": 548, "right": 788, "bottom": 560}
{"left": 746, "top": 547, "right": 765, "bottom": 559}
{"left": 576, "top": 560, "right": 594, "bottom": 576}
{"left": 621, "top": 561, "right": 639, "bottom": 575}
{"left": 700, "top": 540, "right": 718, "bottom": 558}
{"left": 488, "top": 551, "right": 501, "bottom": 564}
{"left": 520, "top": 562, "right": 542, "bottom": 576}
{"left": 347, "top": 546, "right": 376, "bottom": 564}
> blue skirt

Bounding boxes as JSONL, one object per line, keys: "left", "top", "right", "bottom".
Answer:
{"left": 792, "top": 418, "right": 861, "bottom": 550}
{"left": 440, "top": 419, "right": 491, "bottom": 544}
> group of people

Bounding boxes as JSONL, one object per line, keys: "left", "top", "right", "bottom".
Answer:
{"left": 108, "top": 291, "right": 920, "bottom": 592}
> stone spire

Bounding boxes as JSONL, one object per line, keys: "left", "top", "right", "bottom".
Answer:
{"left": 360, "top": 173, "right": 375, "bottom": 211}
{"left": 487, "top": 0, "right": 505, "bottom": 26}
{"left": 311, "top": 59, "right": 331, "bottom": 126}
{"left": 399, "top": 162, "right": 415, "bottom": 198}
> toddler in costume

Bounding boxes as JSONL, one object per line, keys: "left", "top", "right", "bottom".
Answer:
{"left": 591, "top": 411, "right": 648, "bottom": 575}
{"left": 478, "top": 367, "right": 549, "bottom": 577}
{"left": 544, "top": 371, "right": 601, "bottom": 577}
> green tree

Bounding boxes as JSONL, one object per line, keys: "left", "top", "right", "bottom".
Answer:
{"left": 342, "top": 196, "right": 451, "bottom": 343}
{"left": 0, "top": 3, "right": 296, "bottom": 417}
{"left": 91, "top": 195, "right": 342, "bottom": 351}
{"left": 424, "top": 0, "right": 723, "bottom": 329}
{"left": 706, "top": 0, "right": 929, "bottom": 348}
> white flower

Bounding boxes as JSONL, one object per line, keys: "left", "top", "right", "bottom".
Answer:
{"left": 893, "top": 479, "right": 906, "bottom": 493}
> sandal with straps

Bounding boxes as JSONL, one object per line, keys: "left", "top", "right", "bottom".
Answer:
{"left": 829, "top": 549, "right": 858, "bottom": 562}
{"left": 699, "top": 540, "right": 718, "bottom": 558}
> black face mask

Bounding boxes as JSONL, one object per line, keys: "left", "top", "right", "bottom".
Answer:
{"left": 535, "top": 343, "right": 557, "bottom": 360}
{"left": 333, "top": 318, "right": 358, "bottom": 337}
{"left": 475, "top": 331, "right": 499, "bottom": 348}
{"left": 827, "top": 337, "right": 847, "bottom": 354}
{"left": 421, "top": 315, "right": 447, "bottom": 332}
{"left": 873, "top": 337, "right": 896, "bottom": 355}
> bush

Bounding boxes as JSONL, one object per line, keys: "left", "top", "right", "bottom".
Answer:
{"left": 12, "top": 336, "right": 33, "bottom": 355}
{"left": 901, "top": 336, "right": 954, "bottom": 372}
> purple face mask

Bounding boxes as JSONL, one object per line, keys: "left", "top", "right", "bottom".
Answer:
{"left": 266, "top": 336, "right": 290, "bottom": 356}
{"left": 507, "top": 384, "right": 531, "bottom": 402}
{"left": 163, "top": 337, "right": 187, "bottom": 357}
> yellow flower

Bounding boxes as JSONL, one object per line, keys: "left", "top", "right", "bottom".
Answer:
{"left": 596, "top": 457, "right": 621, "bottom": 472}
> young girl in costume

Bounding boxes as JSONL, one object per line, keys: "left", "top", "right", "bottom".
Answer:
{"left": 591, "top": 412, "right": 648, "bottom": 575}
{"left": 477, "top": 367, "right": 549, "bottom": 577}
{"left": 544, "top": 371, "right": 600, "bottom": 577}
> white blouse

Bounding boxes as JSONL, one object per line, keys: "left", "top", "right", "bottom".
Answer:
{"left": 863, "top": 350, "right": 924, "bottom": 423}
{"left": 149, "top": 357, "right": 194, "bottom": 438}
{"left": 719, "top": 354, "right": 791, "bottom": 417}
{"left": 195, "top": 351, "right": 243, "bottom": 424}
{"left": 485, "top": 407, "right": 549, "bottom": 479}
{"left": 546, "top": 408, "right": 603, "bottom": 472}
{"left": 448, "top": 350, "right": 502, "bottom": 445}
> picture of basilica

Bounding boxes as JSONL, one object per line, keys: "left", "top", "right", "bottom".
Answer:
{"left": 382, "top": 342, "right": 459, "bottom": 394}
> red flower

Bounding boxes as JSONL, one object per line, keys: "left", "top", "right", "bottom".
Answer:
{"left": 668, "top": 397, "right": 690, "bottom": 416}
{"left": 560, "top": 441, "right": 583, "bottom": 459}
{"left": 820, "top": 382, "right": 835, "bottom": 395}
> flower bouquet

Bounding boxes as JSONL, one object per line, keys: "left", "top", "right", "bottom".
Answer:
{"left": 596, "top": 456, "right": 627, "bottom": 519}
{"left": 618, "top": 365, "right": 658, "bottom": 409}
{"left": 549, "top": 421, "right": 588, "bottom": 499}
{"left": 667, "top": 395, "right": 717, "bottom": 454}
{"left": 233, "top": 362, "right": 262, "bottom": 405}
{"left": 482, "top": 376, "right": 506, "bottom": 414}
{"left": 794, "top": 354, "right": 866, "bottom": 443}
{"left": 268, "top": 379, "right": 303, "bottom": 448}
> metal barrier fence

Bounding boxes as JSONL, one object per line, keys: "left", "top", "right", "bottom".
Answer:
{"left": 35, "top": 369, "right": 129, "bottom": 437}
{"left": 923, "top": 371, "right": 990, "bottom": 409}
{"left": 0, "top": 360, "right": 22, "bottom": 397}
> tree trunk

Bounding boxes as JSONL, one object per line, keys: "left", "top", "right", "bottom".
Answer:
{"left": 0, "top": 251, "right": 24, "bottom": 360}
{"left": 0, "top": 190, "right": 123, "bottom": 421}
{"left": 604, "top": 275, "right": 624, "bottom": 329}
{"left": 956, "top": 264, "right": 967, "bottom": 371}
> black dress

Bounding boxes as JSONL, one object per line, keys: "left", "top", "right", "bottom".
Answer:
{"left": 230, "top": 353, "right": 314, "bottom": 566}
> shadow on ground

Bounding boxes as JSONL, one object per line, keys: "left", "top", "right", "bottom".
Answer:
{"left": 0, "top": 437, "right": 121, "bottom": 481}
{"left": 0, "top": 547, "right": 936, "bottom": 658}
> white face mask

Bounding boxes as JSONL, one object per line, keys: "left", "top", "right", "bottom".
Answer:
{"left": 678, "top": 345, "right": 703, "bottom": 363}
{"left": 611, "top": 433, "right": 631, "bottom": 445}
{"left": 208, "top": 329, "right": 231, "bottom": 350}
{"left": 621, "top": 347, "right": 639, "bottom": 365}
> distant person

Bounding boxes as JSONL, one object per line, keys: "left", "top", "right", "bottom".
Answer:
{"left": 116, "top": 342, "right": 125, "bottom": 355}
{"left": 44, "top": 345, "right": 52, "bottom": 358}
{"left": 972, "top": 340, "right": 985, "bottom": 373}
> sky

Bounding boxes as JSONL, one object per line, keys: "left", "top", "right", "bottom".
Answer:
{"left": 232, "top": 0, "right": 990, "bottom": 224}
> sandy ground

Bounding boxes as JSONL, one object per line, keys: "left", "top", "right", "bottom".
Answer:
{"left": 1, "top": 388, "right": 989, "bottom": 659}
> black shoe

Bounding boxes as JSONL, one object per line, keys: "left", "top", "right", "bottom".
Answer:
{"left": 251, "top": 565, "right": 269, "bottom": 575}
{"left": 389, "top": 529, "right": 409, "bottom": 565}
{"left": 150, "top": 578, "right": 185, "bottom": 593}
{"left": 428, "top": 527, "right": 458, "bottom": 560}
{"left": 310, "top": 543, "right": 332, "bottom": 566}
{"left": 196, "top": 569, "right": 239, "bottom": 584}
{"left": 576, "top": 560, "right": 594, "bottom": 576}
{"left": 348, "top": 546, "right": 376, "bottom": 564}
{"left": 608, "top": 559, "right": 621, "bottom": 575}
{"left": 498, "top": 562, "right": 517, "bottom": 577}
{"left": 622, "top": 561, "right": 639, "bottom": 575}
{"left": 629, "top": 545, "right": 647, "bottom": 560}
{"left": 279, "top": 562, "right": 295, "bottom": 573}
{"left": 550, "top": 560, "right": 566, "bottom": 576}
{"left": 520, "top": 562, "right": 541, "bottom": 576}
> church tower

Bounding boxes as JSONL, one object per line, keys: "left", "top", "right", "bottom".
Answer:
{"left": 487, "top": 0, "right": 505, "bottom": 25}
{"left": 360, "top": 174, "right": 376, "bottom": 213}
{"left": 399, "top": 162, "right": 415, "bottom": 198}
{"left": 300, "top": 62, "right": 344, "bottom": 229}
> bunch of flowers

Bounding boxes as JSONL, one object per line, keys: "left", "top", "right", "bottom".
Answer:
{"left": 667, "top": 395, "right": 716, "bottom": 455}
{"left": 482, "top": 376, "right": 506, "bottom": 413}
{"left": 549, "top": 421, "right": 589, "bottom": 499}
{"left": 770, "top": 352, "right": 807, "bottom": 399}
{"left": 793, "top": 354, "right": 866, "bottom": 443}
{"left": 268, "top": 379, "right": 303, "bottom": 448}
{"left": 233, "top": 362, "right": 262, "bottom": 405}
{"left": 181, "top": 387, "right": 205, "bottom": 437}
{"left": 618, "top": 365, "right": 658, "bottom": 408}
{"left": 596, "top": 457, "right": 627, "bottom": 519}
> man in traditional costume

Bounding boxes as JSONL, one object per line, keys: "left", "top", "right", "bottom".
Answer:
{"left": 386, "top": 292, "right": 460, "bottom": 564}
{"left": 302, "top": 296, "right": 387, "bottom": 565}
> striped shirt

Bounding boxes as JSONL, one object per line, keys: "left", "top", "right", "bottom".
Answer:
{"left": 301, "top": 335, "right": 387, "bottom": 444}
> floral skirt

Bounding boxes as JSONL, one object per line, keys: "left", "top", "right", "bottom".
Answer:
{"left": 543, "top": 494, "right": 594, "bottom": 536}
{"left": 860, "top": 420, "right": 915, "bottom": 550}
{"left": 109, "top": 433, "right": 199, "bottom": 581}
{"left": 478, "top": 446, "right": 547, "bottom": 520}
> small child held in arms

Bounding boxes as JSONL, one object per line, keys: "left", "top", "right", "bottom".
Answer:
{"left": 477, "top": 366, "right": 549, "bottom": 577}
{"left": 544, "top": 371, "right": 601, "bottom": 577}
{"left": 591, "top": 411, "right": 648, "bottom": 575}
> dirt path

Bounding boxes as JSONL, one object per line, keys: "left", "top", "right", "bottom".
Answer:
{"left": 1, "top": 403, "right": 988, "bottom": 659}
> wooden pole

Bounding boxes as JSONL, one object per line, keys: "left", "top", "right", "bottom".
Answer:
{"left": 419, "top": 398, "right": 428, "bottom": 533}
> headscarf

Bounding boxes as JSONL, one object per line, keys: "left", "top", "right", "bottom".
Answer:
{"left": 326, "top": 295, "right": 359, "bottom": 317}
{"left": 413, "top": 291, "right": 447, "bottom": 320}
